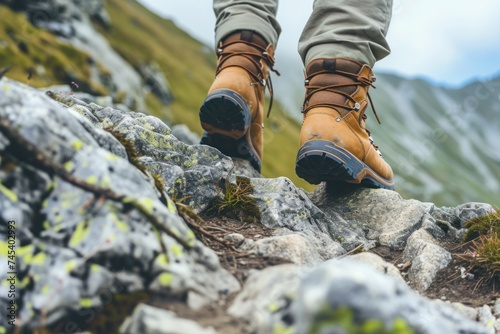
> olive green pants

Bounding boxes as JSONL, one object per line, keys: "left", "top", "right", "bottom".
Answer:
{"left": 213, "top": 0, "right": 393, "bottom": 67}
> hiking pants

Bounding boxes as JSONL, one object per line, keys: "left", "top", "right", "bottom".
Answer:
{"left": 213, "top": 0, "right": 393, "bottom": 67}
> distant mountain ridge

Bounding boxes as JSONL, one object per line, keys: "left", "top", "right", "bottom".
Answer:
{"left": 369, "top": 73, "right": 500, "bottom": 205}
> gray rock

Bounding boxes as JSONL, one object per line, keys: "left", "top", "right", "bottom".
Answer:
{"left": 239, "top": 229, "right": 343, "bottom": 265}
{"left": 15, "top": 0, "right": 146, "bottom": 110}
{"left": 310, "top": 183, "right": 431, "bottom": 249}
{"left": 494, "top": 298, "right": 500, "bottom": 317}
{"left": 422, "top": 213, "right": 463, "bottom": 242}
{"left": 120, "top": 303, "right": 217, "bottom": 334}
{"left": 250, "top": 177, "right": 355, "bottom": 255}
{"left": 0, "top": 79, "right": 239, "bottom": 328}
{"left": 450, "top": 302, "right": 479, "bottom": 321}
{"left": 495, "top": 319, "right": 500, "bottom": 334}
{"left": 171, "top": 124, "right": 200, "bottom": 146}
{"left": 224, "top": 233, "right": 246, "bottom": 247}
{"left": 78, "top": 99, "right": 234, "bottom": 213}
{"left": 403, "top": 229, "right": 452, "bottom": 291}
{"left": 432, "top": 203, "right": 496, "bottom": 228}
{"left": 228, "top": 264, "right": 309, "bottom": 330}
{"left": 345, "top": 252, "right": 405, "bottom": 284}
{"left": 140, "top": 62, "right": 174, "bottom": 105}
{"left": 268, "top": 260, "right": 488, "bottom": 334}
{"left": 232, "top": 158, "right": 262, "bottom": 178}
{"left": 477, "top": 305, "right": 496, "bottom": 334}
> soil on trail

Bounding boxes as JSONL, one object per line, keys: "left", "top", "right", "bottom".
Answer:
{"left": 424, "top": 242, "right": 500, "bottom": 308}
{"left": 370, "top": 245, "right": 500, "bottom": 309}
{"left": 199, "top": 215, "right": 292, "bottom": 284}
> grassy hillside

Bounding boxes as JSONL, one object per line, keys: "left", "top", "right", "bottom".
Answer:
{"left": 98, "top": 0, "right": 314, "bottom": 191}
{"left": 0, "top": 5, "right": 108, "bottom": 95}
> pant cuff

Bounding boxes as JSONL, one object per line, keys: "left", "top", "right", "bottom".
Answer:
{"left": 215, "top": 16, "right": 279, "bottom": 47}
{"left": 304, "top": 43, "right": 377, "bottom": 67}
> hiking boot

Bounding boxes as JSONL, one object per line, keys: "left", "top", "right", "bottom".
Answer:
{"left": 295, "top": 58, "right": 394, "bottom": 189}
{"left": 199, "top": 30, "right": 278, "bottom": 172}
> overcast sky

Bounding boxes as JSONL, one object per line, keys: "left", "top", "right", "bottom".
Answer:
{"left": 138, "top": 0, "right": 500, "bottom": 87}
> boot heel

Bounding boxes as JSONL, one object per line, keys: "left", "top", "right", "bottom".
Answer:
{"left": 295, "top": 140, "right": 394, "bottom": 190}
{"left": 199, "top": 89, "right": 251, "bottom": 140}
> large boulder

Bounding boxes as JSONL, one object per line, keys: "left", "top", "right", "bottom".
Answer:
{"left": 0, "top": 78, "right": 238, "bottom": 329}
{"left": 231, "top": 260, "right": 489, "bottom": 334}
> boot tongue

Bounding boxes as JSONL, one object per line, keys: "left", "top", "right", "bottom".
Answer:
{"left": 217, "top": 31, "right": 270, "bottom": 81}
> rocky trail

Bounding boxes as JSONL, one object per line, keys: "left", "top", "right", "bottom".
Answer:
{"left": 0, "top": 78, "right": 499, "bottom": 334}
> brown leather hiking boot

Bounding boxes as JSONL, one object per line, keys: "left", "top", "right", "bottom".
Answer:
{"left": 199, "top": 31, "right": 278, "bottom": 172}
{"left": 295, "top": 58, "right": 394, "bottom": 189}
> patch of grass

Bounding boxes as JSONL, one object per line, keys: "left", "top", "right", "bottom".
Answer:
{"left": 463, "top": 209, "right": 500, "bottom": 242}
{"left": 209, "top": 175, "right": 261, "bottom": 223}
{"left": 462, "top": 209, "right": 500, "bottom": 278}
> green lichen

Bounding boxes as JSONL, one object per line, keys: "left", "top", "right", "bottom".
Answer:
{"left": 46, "top": 90, "right": 74, "bottom": 107}
{"left": 306, "top": 306, "right": 414, "bottom": 334}
{"left": 0, "top": 182, "right": 18, "bottom": 202}
{"left": 158, "top": 272, "right": 174, "bottom": 287}
{"left": 102, "top": 127, "right": 149, "bottom": 177}
{"left": 70, "top": 139, "right": 85, "bottom": 151}
{"left": 69, "top": 220, "right": 91, "bottom": 247}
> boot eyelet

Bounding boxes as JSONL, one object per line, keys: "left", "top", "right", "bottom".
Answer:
{"left": 354, "top": 103, "right": 361, "bottom": 110}
{"left": 335, "top": 117, "right": 341, "bottom": 122}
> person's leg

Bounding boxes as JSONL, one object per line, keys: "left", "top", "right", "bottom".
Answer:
{"left": 298, "top": 0, "right": 392, "bottom": 66}
{"left": 199, "top": 1, "right": 280, "bottom": 172}
{"left": 213, "top": 0, "right": 281, "bottom": 47}
{"left": 295, "top": 0, "right": 395, "bottom": 189}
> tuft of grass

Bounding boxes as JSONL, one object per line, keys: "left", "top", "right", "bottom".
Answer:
{"left": 209, "top": 175, "right": 261, "bottom": 223}
{"left": 463, "top": 209, "right": 500, "bottom": 242}
{"left": 462, "top": 209, "right": 500, "bottom": 277}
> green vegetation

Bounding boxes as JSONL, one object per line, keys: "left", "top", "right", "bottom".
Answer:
{"left": 463, "top": 209, "right": 500, "bottom": 277}
{"left": 0, "top": 5, "right": 107, "bottom": 95}
{"left": 209, "top": 175, "right": 261, "bottom": 222}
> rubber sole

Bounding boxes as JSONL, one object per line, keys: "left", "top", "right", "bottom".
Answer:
{"left": 199, "top": 89, "right": 261, "bottom": 172}
{"left": 199, "top": 89, "right": 251, "bottom": 140}
{"left": 295, "top": 140, "right": 395, "bottom": 190}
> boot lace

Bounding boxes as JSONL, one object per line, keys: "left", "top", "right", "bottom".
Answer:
{"left": 217, "top": 40, "right": 280, "bottom": 118}
{"left": 302, "top": 68, "right": 383, "bottom": 155}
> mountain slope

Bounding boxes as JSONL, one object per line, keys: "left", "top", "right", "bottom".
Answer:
{"left": 368, "top": 74, "right": 500, "bottom": 205}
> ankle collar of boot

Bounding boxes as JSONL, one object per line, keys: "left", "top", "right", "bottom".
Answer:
{"left": 305, "top": 58, "right": 375, "bottom": 84}
{"left": 219, "top": 30, "right": 270, "bottom": 52}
